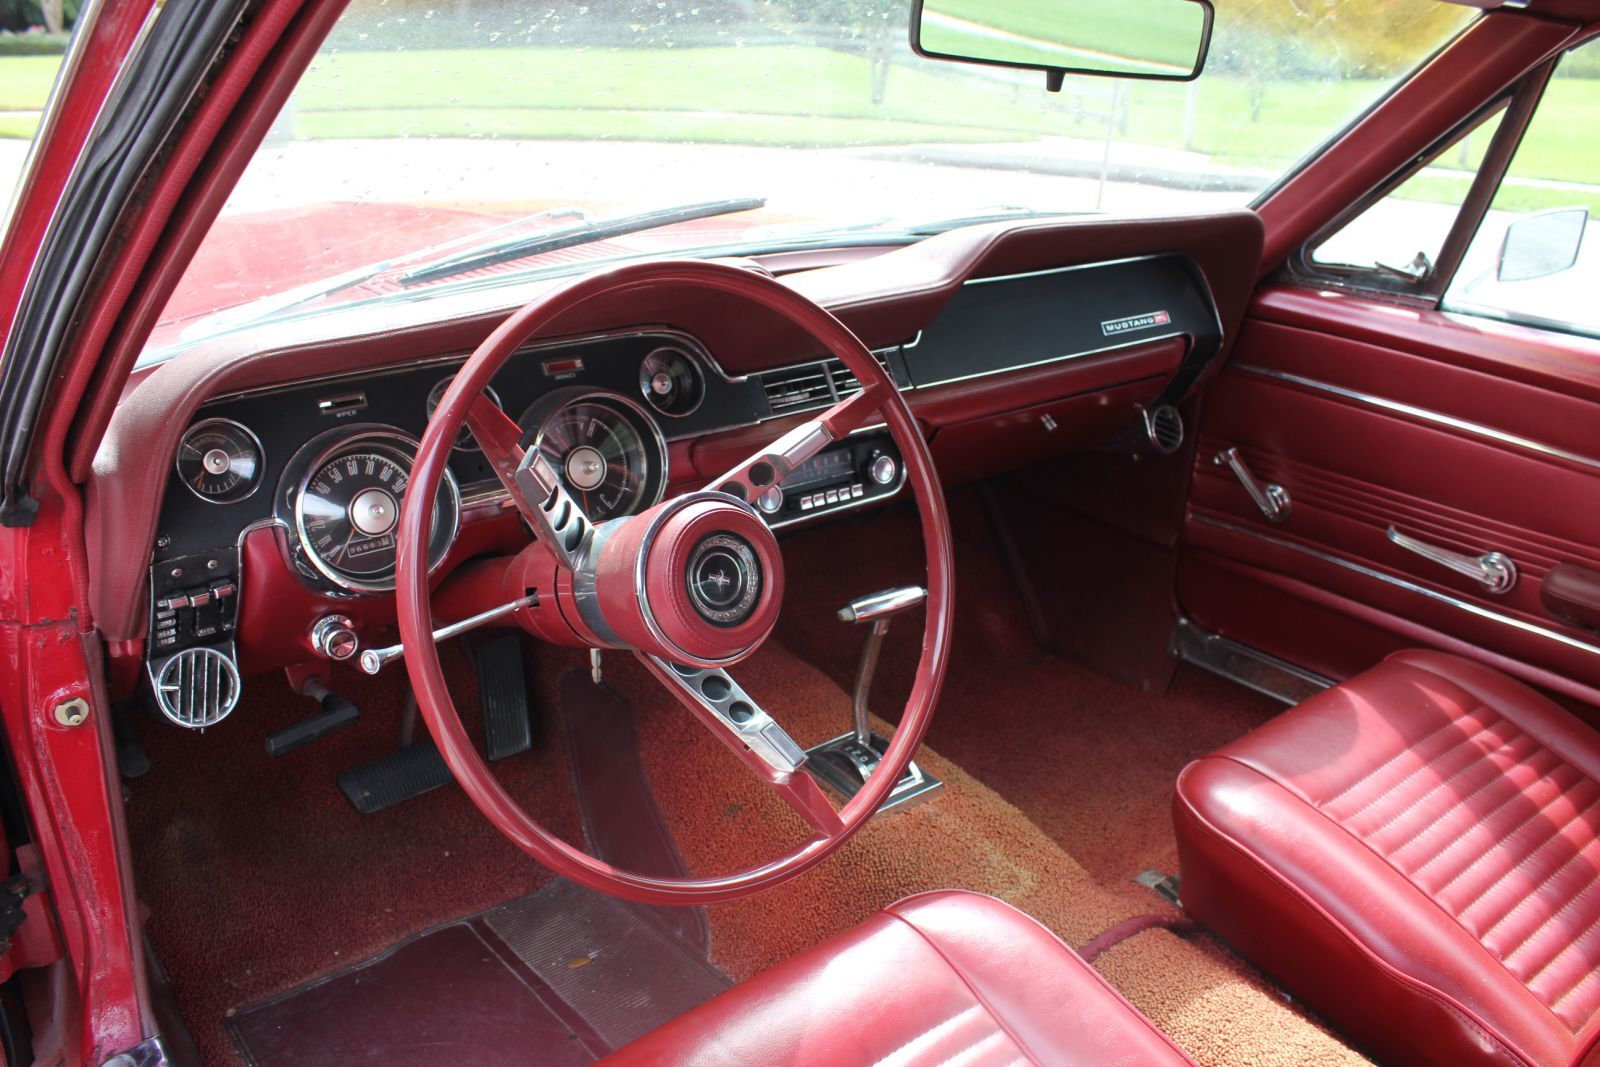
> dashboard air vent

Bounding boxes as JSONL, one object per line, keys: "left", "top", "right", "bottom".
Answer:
{"left": 153, "top": 646, "right": 241, "bottom": 729}
{"left": 829, "top": 360, "right": 862, "bottom": 398}
{"left": 1143, "top": 405, "right": 1185, "bottom": 455}
{"left": 761, "top": 363, "right": 834, "bottom": 415}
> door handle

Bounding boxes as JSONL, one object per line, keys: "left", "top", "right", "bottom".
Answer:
{"left": 1213, "top": 447, "right": 1291, "bottom": 523}
{"left": 1386, "top": 526, "right": 1517, "bottom": 595}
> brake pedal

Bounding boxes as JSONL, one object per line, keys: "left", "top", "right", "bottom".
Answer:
{"left": 473, "top": 633, "right": 532, "bottom": 761}
{"left": 337, "top": 742, "right": 453, "bottom": 815}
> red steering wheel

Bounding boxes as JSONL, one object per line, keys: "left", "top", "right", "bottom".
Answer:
{"left": 397, "top": 259, "right": 953, "bottom": 905}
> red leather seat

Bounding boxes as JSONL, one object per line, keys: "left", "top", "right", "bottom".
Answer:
{"left": 599, "top": 890, "right": 1193, "bottom": 1066}
{"left": 1176, "top": 649, "right": 1600, "bottom": 1067}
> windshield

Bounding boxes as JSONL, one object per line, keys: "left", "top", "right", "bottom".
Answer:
{"left": 147, "top": 0, "right": 1476, "bottom": 360}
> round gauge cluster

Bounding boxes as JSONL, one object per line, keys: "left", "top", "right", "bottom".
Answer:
{"left": 426, "top": 377, "right": 502, "bottom": 452}
{"left": 287, "top": 430, "right": 460, "bottom": 594}
{"left": 175, "top": 418, "right": 264, "bottom": 504}
{"left": 519, "top": 390, "right": 667, "bottom": 523}
{"left": 638, "top": 344, "right": 705, "bottom": 418}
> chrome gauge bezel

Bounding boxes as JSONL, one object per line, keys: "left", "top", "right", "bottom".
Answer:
{"left": 426, "top": 378, "right": 502, "bottom": 453}
{"left": 518, "top": 389, "right": 670, "bottom": 523}
{"left": 278, "top": 425, "right": 462, "bottom": 596}
{"left": 174, "top": 417, "right": 266, "bottom": 505}
{"left": 638, "top": 343, "right": 707, "bottom": 418}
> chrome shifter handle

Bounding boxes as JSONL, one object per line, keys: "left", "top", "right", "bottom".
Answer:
{"left": 838, "top": 586, "right": 927, "bottom": 625}
{"left": 839, "top": 586, "right": 926, "bottom": 746}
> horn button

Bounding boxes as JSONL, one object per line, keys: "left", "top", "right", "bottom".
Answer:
{"left": 687, "top": 534, "right": 762, "bottom": 626}
{"left": 601, "top": 495, "right": 785, "bottom": 666}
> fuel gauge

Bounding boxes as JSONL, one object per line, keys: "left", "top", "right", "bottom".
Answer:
{"left": 175, "top": 418, "right": 264, "bottom": 504}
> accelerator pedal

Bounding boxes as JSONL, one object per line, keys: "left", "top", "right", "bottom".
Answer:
{"left": 474, "top": 633, "right": 532, "bottom": 761}
{"left": 337, "top": 742, "right": 453, "bottom": 815}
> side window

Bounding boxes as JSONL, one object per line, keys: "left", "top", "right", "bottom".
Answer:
{"left": 1442, "top": 44, "right": 1600, "bottom": 338}
{"left": 1309, "top": 106, "right": 1504, "bottom": 282}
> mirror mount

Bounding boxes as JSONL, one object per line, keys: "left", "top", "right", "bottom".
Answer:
{"left": 910, "top": 0, "right": 1214, "bottom": 89}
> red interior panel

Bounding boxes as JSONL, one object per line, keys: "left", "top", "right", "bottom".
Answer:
{"left": 1181, "top": 287, "right": 1600, "bottom": 709}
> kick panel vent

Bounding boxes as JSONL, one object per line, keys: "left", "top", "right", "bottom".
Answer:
{"left": 1144, "top": 405, "right": 1185, "bottom": 454}
{"left": 154, "top": 646, "right": 241, "bottom": 728}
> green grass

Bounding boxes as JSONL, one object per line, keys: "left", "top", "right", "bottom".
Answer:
{"left": 924, "top": 0, "right": 1205, "bottom": 74}
{"left": 2, "top": 42, "right": 1596, "bottom": 216}
{"left": 0, "top": 54, "right": 60, "bottom": 111}
{"left": 0, "top": 115, "right": 38, "bottom": 139}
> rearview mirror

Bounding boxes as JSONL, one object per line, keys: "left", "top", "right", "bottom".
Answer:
{"left": 910, "top": 0, "right": 1213, "bottom": 89}
{"left": 1497, "top": 208, "right": 1588, "bottom": 283}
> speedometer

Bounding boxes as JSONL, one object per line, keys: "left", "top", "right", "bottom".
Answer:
{"left": 289, "top": 431, "right": 460, "bottom": 593}
{"left": 519, "top": 390, "right": 667, "bottom": 523}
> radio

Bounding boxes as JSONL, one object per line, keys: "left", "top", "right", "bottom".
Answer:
{"left": 755, "top": 432, "right": 905, "bottom": 525}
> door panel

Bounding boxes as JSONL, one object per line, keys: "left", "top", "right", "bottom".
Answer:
{"left": 1180, "top": 286, "right": 1600, "bottom": 708}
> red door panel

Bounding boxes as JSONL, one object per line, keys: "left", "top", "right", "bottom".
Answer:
{"left": 1180, "top": 286, "right": 1600, "bottom": 709}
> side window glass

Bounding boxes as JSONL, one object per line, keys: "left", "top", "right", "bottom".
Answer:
{"left": 1308, "top": 106, "right": 1505, "bottom": 282}
{"left": 1443, "top": 43, "right": 1600, "bottom": 338}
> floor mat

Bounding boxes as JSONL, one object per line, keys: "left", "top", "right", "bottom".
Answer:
{"left": 227, "top": 879, "right": 728, "bottom": 1066}
{"left": 127, "top": 640, "right": 585, "bottom": 1067}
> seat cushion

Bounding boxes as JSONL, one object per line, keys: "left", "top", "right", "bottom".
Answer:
{"left": 1175, "top": 649, "right": 1600, "bottom": 1067}
{"left": 598, "top": 890, "right": 1193, "bottom": 1067}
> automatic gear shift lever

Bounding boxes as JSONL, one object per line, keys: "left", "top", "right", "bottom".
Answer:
{"left": 839, "top": 586, "right": 926, "bottom": 747}
{"left": 805, "top": 585, "right": 942, "bottom": 815}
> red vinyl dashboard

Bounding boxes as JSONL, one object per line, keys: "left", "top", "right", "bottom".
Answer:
{"left": 89, "top": 211, "right": 1263, "bottom": 712}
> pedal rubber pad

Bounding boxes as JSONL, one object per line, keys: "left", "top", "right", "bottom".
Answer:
{"left": 476, "top": 633, "right": 532, "bottom": 761}
{"left": 337, "top": 742, "right": 453, "bottom": 815}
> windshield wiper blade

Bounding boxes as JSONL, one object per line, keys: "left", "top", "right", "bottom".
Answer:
{"left": 396, "top": 196, "right": 767, "bottom": 287}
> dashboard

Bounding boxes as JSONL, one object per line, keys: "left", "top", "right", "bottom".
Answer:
{"left": 94, "top": 214, "right": 1265, "bottom": 731}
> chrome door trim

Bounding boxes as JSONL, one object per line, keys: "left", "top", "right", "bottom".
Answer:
{"left": 1233, "top": 364, "right": 1600, "bottom": 473}
{"left": 1191, "top": 514, "right": 1600, "bottom": 659}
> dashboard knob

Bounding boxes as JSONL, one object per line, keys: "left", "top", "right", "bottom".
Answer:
{"left": 310, "top": 615, "right": 359, "bottom": 661}
{"left": 867, "top": 453, "right": 898, "bottom": 487}
{"left": 756, "top": 485, "right": 784, "bottom": 515}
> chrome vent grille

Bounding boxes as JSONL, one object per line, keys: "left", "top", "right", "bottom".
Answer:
{"left": 760, "top": 351, "right": 895, "bottom": 416}
{"left": 830, "top": 361, "right": 862, "bottom": 398}
{"left": 153, "top": 646, "right": 241, "bottom": 729}
{"left": 760, "top": 364, "right": 833, "bottom": 414}
{"left": 1143, "top": 405, "right": 1185, "bottom": 454}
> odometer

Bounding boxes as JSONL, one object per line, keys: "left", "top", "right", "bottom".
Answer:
{"left": 290, "top": 432, "right": 460, "bottom": 593}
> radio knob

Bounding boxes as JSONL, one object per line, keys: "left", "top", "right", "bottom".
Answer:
{"left": 756, "top": 485, "right": 784, "bottom": 515}
{"left": 310, "top": 615, "right": 359, "bottom": 661}
{"left": 867, "top": 452, "right": 898, "bottom": 487}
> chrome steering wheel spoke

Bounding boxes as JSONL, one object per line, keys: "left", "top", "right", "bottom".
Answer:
{"left": 640, "top": 654, "right": 844, "bottom": 838}
{"left": 465, "top": 393, "right": 594, "bottom": 571}
{"left": 706, "top": 384, "right": 885, "bottom": 502}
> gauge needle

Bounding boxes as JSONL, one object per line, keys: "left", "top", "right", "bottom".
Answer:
{"left": 335, "top": 526, "right": 357, "bottom": 563}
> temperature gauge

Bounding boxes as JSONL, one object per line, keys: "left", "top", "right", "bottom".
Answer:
{"left": 175, "top": 419, "right": 264, "bottom": 504}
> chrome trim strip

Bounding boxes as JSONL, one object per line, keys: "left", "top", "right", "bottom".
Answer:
{"left": 1192, "top": 514, "right": 1600, "bottom": 658}
{"left": 963, "top": 254, "right": 1166, "bottom": 286}
{"left": 1235, "top": 364, "right": 1600, "bottom": 473}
